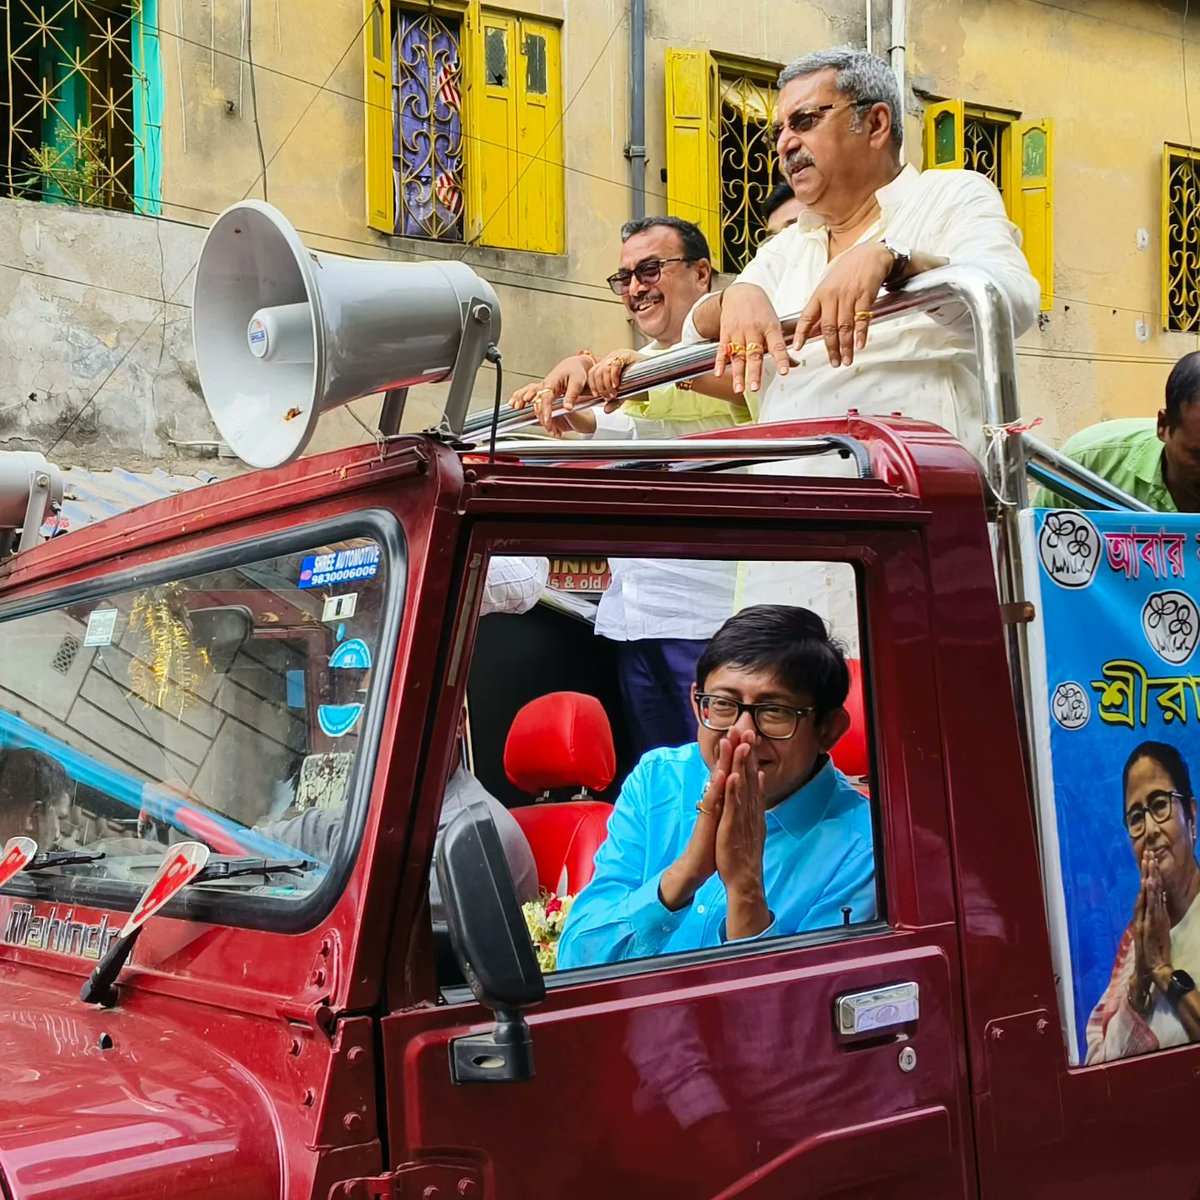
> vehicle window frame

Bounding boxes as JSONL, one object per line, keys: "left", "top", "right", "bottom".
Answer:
{"left": 437, "top": 533, "right": 890, "bottom": 999}
{"left": 0, "top": 508, "right": 406, "bottom": 935}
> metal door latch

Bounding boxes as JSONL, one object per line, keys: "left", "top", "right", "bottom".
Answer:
{"left": 835, "top": 981, "right": 920, "bottom": 1036}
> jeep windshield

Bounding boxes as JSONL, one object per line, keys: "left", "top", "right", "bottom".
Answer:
{"left": 0, "top": 516, "right": 401, "bottom": 928}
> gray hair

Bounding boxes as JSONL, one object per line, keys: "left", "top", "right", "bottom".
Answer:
{"left": 778, "top": 46, "right": 903, "bottom": 149}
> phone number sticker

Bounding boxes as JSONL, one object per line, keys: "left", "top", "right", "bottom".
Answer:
{"left": 299, "top": 545, "right": 381, "bottom": 589}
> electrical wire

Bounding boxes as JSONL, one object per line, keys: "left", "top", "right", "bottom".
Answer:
{"left": 245, "top": 0, "right": 269, "bottom": 202}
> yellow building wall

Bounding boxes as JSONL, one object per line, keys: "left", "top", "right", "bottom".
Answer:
{"left": 147, "top": 0, "right": 1200, "bottom": 454}
{"left": 910, "top": 0, "right": 1200, "bottom": 445}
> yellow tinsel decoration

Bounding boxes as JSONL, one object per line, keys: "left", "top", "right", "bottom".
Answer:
{"left": 127, "top": 584, "right": 212, "bottom": 720}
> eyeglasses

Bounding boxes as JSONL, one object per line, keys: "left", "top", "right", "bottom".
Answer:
{"left": 1125, "top": 790, "right": 1189, "bottom": 838}
{"left": 606, "top": 257, "right": 695, "bottom": 295}
{"left": 695, "top": 693, "right": 816, "bottom": 741}
{"left": 769, "top": 98, "right": 883, "bottom": 143}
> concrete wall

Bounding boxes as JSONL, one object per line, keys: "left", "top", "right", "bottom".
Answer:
{"left": 3, "top": 0, "right": 1199, "bottom": 471}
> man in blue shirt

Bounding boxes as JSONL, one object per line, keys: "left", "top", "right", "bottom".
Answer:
{"left": 557, "top": 605, "right": 875, "bottom": 968}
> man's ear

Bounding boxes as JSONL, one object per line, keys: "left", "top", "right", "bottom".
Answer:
{"left": 695, "top": 257, "right": 713, "bottom": 291}
{"left": 865, "top": 102, "right": 894, "bottom": 150}
{"left": 1158, "top": 407, "right": 1171, "bottom": 442}
{"left": 818, "top": 706, "right": 851, "bottom": 753}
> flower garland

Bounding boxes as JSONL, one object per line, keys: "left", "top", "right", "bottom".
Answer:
{"left": 521, "top": 891, "right": 575, "bottom": 973}
{"left": 127, "top": 584, "right": 211, "bottom": 720}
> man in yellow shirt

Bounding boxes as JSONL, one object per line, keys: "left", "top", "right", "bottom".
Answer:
{"left": 509, "top": 215, "right": 750, "bottom": 437}
{"left": 508, "top": 217, "right": 750, "bottom": 758}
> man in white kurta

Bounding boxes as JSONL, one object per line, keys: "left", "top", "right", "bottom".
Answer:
{"left": 682, "top": 46, "right": 1040, "bottom": 643}
{"left": 683, "top": 46, "right": 1040, "bottom": 455}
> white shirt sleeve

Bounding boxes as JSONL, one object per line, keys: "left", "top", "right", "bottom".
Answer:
{"left": 482, "top": 556, "right": 549, "bottom": 616}
{"left": 925, "top": 169, "right": 1041, "bottom": 337}
{"left": 591, "top": 406, "right": 638, "bottom": 439}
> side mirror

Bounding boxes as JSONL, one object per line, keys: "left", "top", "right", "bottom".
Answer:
{"left": 436, "top": 801, "right": 545, "bottom": 1083}
{"left": 189, "top": 605, "right": 253, "bottom": 673}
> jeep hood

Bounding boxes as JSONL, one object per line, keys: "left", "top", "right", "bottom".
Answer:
{"left": 0, "top": 970, "right": 281, "bottom": 1199}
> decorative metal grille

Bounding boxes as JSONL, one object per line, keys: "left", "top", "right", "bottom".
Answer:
{"left": 963, "top": 114, "right": 1005, "bottom": 192}
{"left": 718, "top": 73, "right": 778, "bottom": 273}
{"left": 393, "top": 7, "right": 464, "bottom": 240}
{"left": 50, "top": 633, "right": 81, "bottom": 675}
{"left": 2, "top": 0, "right": 141, "bottom": 208}
{"left": 1165, "top": 148, "right": 1200, "bottom": 332}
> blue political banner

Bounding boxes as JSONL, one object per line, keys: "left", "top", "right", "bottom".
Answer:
{"left": 1023, "top": 508, "right": 1200, "bottom": 1065}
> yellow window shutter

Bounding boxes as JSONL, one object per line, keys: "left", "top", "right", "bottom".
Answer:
{"left": 512, "top": 17, "right": 564, "bottom": 254}
{"left": 477, "top": 12, "right": 519, "bottom": 249}
{"left": 924, "top": 100, "right": 964, "bottom": 170}
{"left": 1011, "top": 119, "right": 1053, "bottom": 310}
{"left": 665, "top": 49, "right": 720, "bottom": 268}
{"left": 364, "top": 0, "right": 394, "bottom": 232}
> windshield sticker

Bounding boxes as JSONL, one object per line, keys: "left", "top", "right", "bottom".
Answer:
{"left": 299, "top": 545, "right": 381, "bottom": 589}
{"left": 323, "top": 592, "right": 358, "bottom": 622}
{"left": 329, "top": 638, "right": 372, "bottom": 671}
{"left": 3, "top": 903, "right": 121, "bottom": 960}
{"left": 83, "top": 608, "right": 118, "bottom": 647}
{"left": 318, "top": 703, "right": 364, "bottom": 738}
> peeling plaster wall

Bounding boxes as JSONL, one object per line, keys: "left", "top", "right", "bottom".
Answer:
{"left": 0, "top": 199, "right": 214, "bottom": 470}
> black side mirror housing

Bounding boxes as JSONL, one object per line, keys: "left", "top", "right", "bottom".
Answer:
{"left": 436, "top": 801, "right": 545, "bottom": 1083}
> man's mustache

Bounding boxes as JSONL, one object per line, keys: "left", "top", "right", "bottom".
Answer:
{"left": 784, "top": 149, "right": 815, "bottom": 174}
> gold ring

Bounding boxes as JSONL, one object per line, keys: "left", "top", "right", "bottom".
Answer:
{"left": 726, "top": 342, "right": 746, "bottom": 357}
{"left": 535, "top": 387, "right": 554, "bottom": 399}
{"left": 744, "top": 342, "right": 763, "bottom": 353}
{"left": 696, "top": 802, "right": 717, "bottom": 816}
{"left": 854, "top": 310, "right": 874, "bottom": 321}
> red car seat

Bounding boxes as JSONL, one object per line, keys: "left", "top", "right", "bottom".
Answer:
{"left": 829, "top": 657, "right": 869, "bottom": 778}
{"left": 504, "top": 692, "right": 616, "bottom": 895}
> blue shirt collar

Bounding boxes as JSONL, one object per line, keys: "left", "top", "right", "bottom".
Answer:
{"left": 765, "top": 756, "right": 839, "bottom": 843}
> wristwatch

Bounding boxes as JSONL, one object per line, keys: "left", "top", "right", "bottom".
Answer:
{"left": 881, "top": 240, "right": 912, "bottom": 290}
{"left": 1167, "top": 968, "right": 1196, "bottom": 1007}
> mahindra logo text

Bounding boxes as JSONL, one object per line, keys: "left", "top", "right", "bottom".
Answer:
{"left": 3, "top": 903, "right": 121, "bottom": 960}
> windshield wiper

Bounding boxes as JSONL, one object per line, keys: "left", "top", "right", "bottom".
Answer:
{"left": 25, "top": 849, "right": 106, "bottom": 872}
{"left": 80, "top": 845, "right": 318, "bottom": 1007}
{"left": 193, "top": 855, "right": 315, "bottom": 882}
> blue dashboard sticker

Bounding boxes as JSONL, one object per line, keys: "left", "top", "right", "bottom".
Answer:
{"left": 299, "top": 544, "right": 381, "bottom": 589}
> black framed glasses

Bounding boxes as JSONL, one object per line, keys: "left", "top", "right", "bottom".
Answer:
{"left": 606, "top": 257, "right": 695, "bottom": 295}
{"left": 1125, "top": 790, "right": 1188, "bottom": 838}
{"left": 695, "top": 693, "right": 816, "bottom": 741}
{"left": 769, "top": 98, "right": 883, "bottom": 143}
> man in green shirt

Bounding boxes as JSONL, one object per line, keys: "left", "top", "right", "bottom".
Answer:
{"left": 1034, "top": 351, "right": 1200, "bottom": 512}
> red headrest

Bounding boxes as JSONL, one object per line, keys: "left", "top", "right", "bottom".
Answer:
{"left": 829, "top": 658, "right": 868, "bottom": 778}
{"left": 504, "top": 692, "right": 616, "bottom": 795}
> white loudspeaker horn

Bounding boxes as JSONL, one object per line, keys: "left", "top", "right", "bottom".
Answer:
{"left": 192, "top": 201, "right": 501, "bottom": 469}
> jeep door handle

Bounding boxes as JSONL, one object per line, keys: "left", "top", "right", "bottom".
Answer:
{"left": 835, "top": 981, "right": 920, "bottom": 1037}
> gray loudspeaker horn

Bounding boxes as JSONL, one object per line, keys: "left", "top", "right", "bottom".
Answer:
{"left": 192, "top": 201, "right": 500, "bottom": 469}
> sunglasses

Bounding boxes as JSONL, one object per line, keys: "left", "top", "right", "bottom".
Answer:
{"left": 769, "top": 98, "right": 883, "bottom": 143}
{"left": 606, "top": 257, "right": 695, "bottom": 295}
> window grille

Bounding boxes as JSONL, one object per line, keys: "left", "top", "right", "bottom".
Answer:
{"left": 717, "top": 72, "right": 778, "bottom": 273}
{"left": 50, "top": 634, "right": 81, "bottom": 675}
{"left": 1163, "top": 145, "right": 1200, "bottom": 332}
{"left": 392, "top": 7, "right": 464, "bottom": 241}
{"left": 963, "top": 113, "right": 1005, "bottom": 192}
{"left": 2, "top": 0, "right": 154, "bottom": 210}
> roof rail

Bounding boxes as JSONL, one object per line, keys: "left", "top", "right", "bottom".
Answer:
{"left": 485, "top": 433, "right": 873, "bottom": 478}
{"left": 464, "top": 263, "right": 1023, "bottom": 496}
